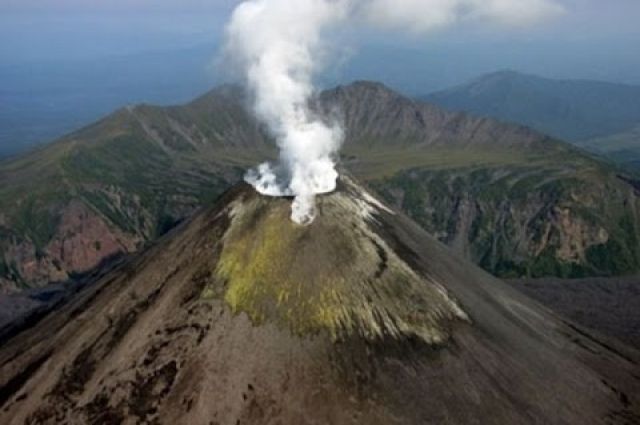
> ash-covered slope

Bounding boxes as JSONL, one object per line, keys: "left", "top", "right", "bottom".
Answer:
{"left": 1, "top": 178, "right": 639, "bottom": 424}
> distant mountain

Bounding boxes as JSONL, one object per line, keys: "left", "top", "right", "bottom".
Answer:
{"left": 1, "top": 177, "right": 639, "bottom": 424}
{"left": 424, "top": 71, "right": 640, "bottom": 168}
{"left": 1, "top": 82, "right": 640, "bottom": 292}
{"left": 426, "top": 70, "right": 640, "bottom": 141}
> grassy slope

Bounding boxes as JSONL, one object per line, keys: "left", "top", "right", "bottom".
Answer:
{"left": 1, "top": 82, "right": 640, "bottom": 289}
{"left": 337, "top": 82, "right": 640, "bottom": 278}
{"left": 370, "top": 160, "right": 640, "bottom": 278}
{"left": 0, "top": 94, "right": 273, "bottom": 289}
{"left": 0, "top": 86, "right": 274, "bottom": 245}
{"left": 339, "top": 119, "right": 640, "bottom": 279}
{"left": 578, "top": 125, "right": 640, "bottom": 171}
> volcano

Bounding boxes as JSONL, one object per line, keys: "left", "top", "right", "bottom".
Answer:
{"left": 0, "top": 177, "right": 639, "bottom": 424}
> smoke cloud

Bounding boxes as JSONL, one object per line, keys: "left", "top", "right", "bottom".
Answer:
{"left": 225, "top": 0, "right": 562, "bottom": 224}
{"left": 226, "top": 0, "right": 347, "bottom": 225}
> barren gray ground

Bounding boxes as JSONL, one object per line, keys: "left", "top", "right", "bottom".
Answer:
{"left": 512, "top": 276, "right": 640, "bottom": 350}
{"left": 0, "top": 181, "right": 639, "bottom": 424}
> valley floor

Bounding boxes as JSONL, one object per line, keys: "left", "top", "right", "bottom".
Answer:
{"left": 511, "top": 276, "right": 640, "bottom": 350}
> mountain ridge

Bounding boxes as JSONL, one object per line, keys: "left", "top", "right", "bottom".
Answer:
{"left": 1, "top": 81, "right": 639, "bottom": 292}
{"left": 424, "top": 70, "right": 640, "bottom": 168}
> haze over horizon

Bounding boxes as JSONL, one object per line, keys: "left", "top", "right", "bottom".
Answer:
{"left": 1, "top": 0, "right": 639, "bottom": 156}
{"left": 2, "top": 0, "right": 639, "bottom": 81}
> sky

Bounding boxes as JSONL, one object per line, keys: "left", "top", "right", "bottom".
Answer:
{"left": 1, "top": 0, "right": 639, "bottom": 84}
{"left": 0, "top": 0, "right": 639, "bottom": 156}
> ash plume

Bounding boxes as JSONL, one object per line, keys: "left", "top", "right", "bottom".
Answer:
{"left": 225, "top": 0, "right": 562, "bottom": 224}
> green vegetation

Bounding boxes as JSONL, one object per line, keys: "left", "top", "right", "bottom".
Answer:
{"left": 577, "top": 125, "right": 640, "bottom": 171}
{"left": 1, "top": 81, "right": 639, "bottom": 291}
{"left": 344, "top": 146, "right": 543, "bottom": 180}
{"left": 12, "top": 196, "right": 63, "bottom": 251}
{"left": 528, "top": 247, "right": 590, "bottom": 279}
{"left": 214, "top": 189, "right": 467, "bottom": 342}
{"left": 371, "top": 157, "right": 640, "bottom": 279}
{"left": 586, "top": 241, "right": 634, "bottom": 276}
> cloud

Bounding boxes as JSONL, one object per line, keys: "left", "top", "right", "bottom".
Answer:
{"left": 227, "top": 0, "right": 563, "bottom": 224}
{"left": 362, "top": 0, "right": 564, "bottom": 33}
{"left": 228, "top": 0, "right": 346, "bottom": 224}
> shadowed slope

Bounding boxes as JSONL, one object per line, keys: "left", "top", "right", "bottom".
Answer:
{"left": 0, "top": 178, "right": 639, "bottom": 424}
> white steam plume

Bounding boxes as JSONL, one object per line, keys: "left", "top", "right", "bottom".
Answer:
{"left": 226, "top": 0, "right": 347, "bottom": 225}
{"left": 225, "top": 0, "right": 562, "bottom": 224}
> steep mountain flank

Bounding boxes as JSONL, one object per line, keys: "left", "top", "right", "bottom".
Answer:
{"left": 325, "top": 81, "right": 555, "bottom": 151}
{"left": 0, "top": 179, "right": 639, "bottom": 424}
{"left": 0, "top": 87, "right": 263, "bottom": 291}
{"left": 331, "top": 83, "right": 640, "bottom": 278}
{"left": 372, "top": 167, "right": 640, "bottom": 278}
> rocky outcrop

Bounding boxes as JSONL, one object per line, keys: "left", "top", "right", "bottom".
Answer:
{"left": 1, "top": 201, "right": 139, "bottom": 292}
{"left": 374, "top": 167, "right": 640, "bottom": 278}
{"left": 47, "top": 201, "right": 137, "bottom": 275}
{"left": 321, "top": 81, "right": 553, "bottom": 150}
